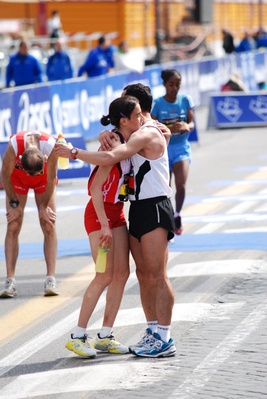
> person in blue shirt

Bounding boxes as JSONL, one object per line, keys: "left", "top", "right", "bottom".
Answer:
{"left": 6, "top": 40, "right": 43, "bottom": 88}
{"left": 151, "top": 69, "right": 195, "bottom": 236}
{"left": 235, "top": 30, "right": 256, "bottom": 53}
{"left": 255, "top": 28, "right": 267, "bottom": 49}
{"left": 78, "top": 35, "right": 116, "bottom": 78}
{"left": 46, "top": 39, "right": 73, "bottom": 81}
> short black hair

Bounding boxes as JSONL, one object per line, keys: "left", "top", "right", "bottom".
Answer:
{"left": 123, "top": 83, "right": 153, "bottom": 113}
{"left": 161, "top": 69, "right": 181, "bottom": 83}
{"left": 98, "top": 36, "right": 106, "bottom": 46}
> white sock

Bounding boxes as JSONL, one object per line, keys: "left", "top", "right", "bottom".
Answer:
{"left": 73, "top": 326, "right": 86, "bottom": 338}
{"left": 99, "top": 326, "right": 112, "bottom": 338}
{"left": 157, "top": 325, "right": 171, "bottom": 342}
{"left": 174, "top": 212, "right": 180, "bottom": 218}
{"left": 46, "top": 275, "right": 55, "bottom": 280}
{"left": 147, "top": 321, "right": 158, "bottom": 334}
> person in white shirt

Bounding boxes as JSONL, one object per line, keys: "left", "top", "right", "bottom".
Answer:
{"left": 114, "top": 40, "right": 144, "bottom": 74}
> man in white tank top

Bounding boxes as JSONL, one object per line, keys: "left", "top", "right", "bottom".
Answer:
{"left": 55, "top": 84, "right": 176, "bottom": 358}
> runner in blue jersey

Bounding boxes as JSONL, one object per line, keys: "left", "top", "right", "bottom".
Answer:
{"left": 151, "top": 69, "right": 195, "bottom": 235}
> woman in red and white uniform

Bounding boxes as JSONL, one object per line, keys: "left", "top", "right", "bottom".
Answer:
{"left": 65, "top": 95, "right": 144, "bottom": 358}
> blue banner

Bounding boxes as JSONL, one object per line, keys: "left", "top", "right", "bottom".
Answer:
{"left": 0, "top": 50, "right": 267, "bottom": 142}
{"left": 207, "top": 93, "right": 267, "bottom": 128}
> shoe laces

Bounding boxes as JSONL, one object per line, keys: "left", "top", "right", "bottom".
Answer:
{"left": 71, "top": 333, "right": 90, "bottom": 344}
{"left": 45, "top": 277, "right": 56, "bottom": 288}
{"left": 80, "top": 334, "right": 88, "bottom": 343}
{"left": 99, "top": 334, "right": 120, "bottom": 347}
{"left": 5, "top": 278, "right": 15, "bottom": 288}
{"left": 140, "top": 333, "right": 156, "bottom": 349}
{"left": 139, "top": 328, "right": 152, "bottom": 342}
{"left": 149, "top": 336, "right": 163, "bottom": 350}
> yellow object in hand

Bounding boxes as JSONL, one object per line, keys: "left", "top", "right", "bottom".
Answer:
{"left": 95, "top": 246, "right": 108, "bottom": 273}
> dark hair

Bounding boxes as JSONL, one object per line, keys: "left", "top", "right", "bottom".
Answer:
{"left": 101, "top": 96, "right": 139, "bottom": 128}
{"left": 123, "top": 83, "right": 152, "bottom": 113}
{"left": 21, "top": 148, "right": 44, "bottom": 175}
{"left": 98, "top": 36, "right": 106, "bottom": 46}
{"left": 19, "top": 40, "right": 28, "bottom": 48}
{"left": 161, "top": 69, "right": 181, "bottom": 83}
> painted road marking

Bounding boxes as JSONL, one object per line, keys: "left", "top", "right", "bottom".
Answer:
{"left": 215, "top": 184, "right": 256, "bottom": 196}
{"left": 0, "top": 165, "right": 265, "bottom": 396}
{"left": 195, "top": 222, "right": 225, "bottom": 234}
{"left": 2, "top": 300, "right": 266, "bottom": 398}
{"left": 0, "top": 259, "right": 264, "bottom": 381}
{"left": 183, "top": 213, "right": 267, "bottom": 222}
{"left": 0, "top": 264, "right": 96, "bottom": 344}
{"left": 0, "top": 301, "right": 245, "bottom": 398}
{"left": 226, "top": 200, "right": 257, "bottom": 214}
{"left": 167, "top": 259, "right": 267, "bottom": 278}
{"left": 207, "top": 179, "right": 266, "bottom": 187}
{"left": 203, "top": 193, "right": 267, "bottom": 202}
{"left": 170, "top": 301, "right": 267, "bottom": 398}
{"left": 0, "top": 362, "right": 177, "bottom": 398}
{"left": 0, "top": 229, "right": 266, "bottom": 261}
{"left": 167, "top": 232, "right": 267, "bottom": 251}
{"left": 224, "top": 227, "right": 267, "bottom": 233}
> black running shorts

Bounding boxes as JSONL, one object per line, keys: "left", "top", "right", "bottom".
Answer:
{"left": 129, "top": 196, "right": 175, "bottom": 242}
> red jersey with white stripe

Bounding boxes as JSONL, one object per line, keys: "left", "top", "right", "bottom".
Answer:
{"left": 10, "top": 130, "right": 55, "bottom": 168}
{"left": 88, "top": 131, "right": 131, "bottom": 204}
{"left": 10, "top": 130, "right": 56, "bottom": 195}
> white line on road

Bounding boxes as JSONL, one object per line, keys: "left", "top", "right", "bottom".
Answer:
{"left": 169, "top": 301, "right": 267, "bottom": 398}
{"left": 0, "top": 301, "right": 245, "bottom": 398}
{"left": 0, "top": 259, "right": 264, "bottom": 382}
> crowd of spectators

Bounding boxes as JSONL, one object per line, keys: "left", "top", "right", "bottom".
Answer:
{"left": 3, "top": 34, "right": 144, "bottom": 88}
{"left": 3, "top": 10, "right": 267, "bottom": 89}
{"left": 222, "top": 27, "right": 267, "bottom": 54}
{"left": 1, "top": 9, "right": 145, "bottom": 88}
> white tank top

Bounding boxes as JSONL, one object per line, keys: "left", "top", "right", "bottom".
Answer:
{"left": 128, "top": 121, "right": 172, "bottom": 201}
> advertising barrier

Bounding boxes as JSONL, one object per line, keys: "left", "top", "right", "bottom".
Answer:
{"left": 0, "top": 49, "right": 266, "bottom": 178}
{"left": 207, "top": 92, "right": 267, "bottom": 129}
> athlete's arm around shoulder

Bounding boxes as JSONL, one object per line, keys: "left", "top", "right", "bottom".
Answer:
{"left": 68, "top": 130, "right": 150, "bottom": 167}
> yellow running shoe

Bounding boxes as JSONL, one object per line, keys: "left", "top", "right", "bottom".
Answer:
{"left": 94, "top": 333, "right": 129, "bottom": 354}
{"left": 65, "top": 334, "right": 97, "bottom": 358}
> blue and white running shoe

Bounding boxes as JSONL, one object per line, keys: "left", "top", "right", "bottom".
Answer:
{"left": 134, "top": 332, "right": 176, "bottom": 358}
{"left": 129, "top": 328, "right": 154, "bottom": 354}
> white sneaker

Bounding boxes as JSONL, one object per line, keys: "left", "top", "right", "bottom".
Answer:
{"left": 0, "top": 278, "right": 17, "bottom": 298}
{"left": 94, "top": 333, "right": 129, "bottom": 354}
{"left": 44, "top": 276, "right": 59, "bottom": 296}
{"left": 65, "top": 334, "right": 97, "bottom": 358}
{"left": 129, "top": 328, "right": 154, "bottom": 354}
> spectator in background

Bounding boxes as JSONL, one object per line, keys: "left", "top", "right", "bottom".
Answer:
{"left": 47, "top": 10, "right": 62, "bottom": 41}
{"left": 235, "top": 30, "right": 255, "bottom": 53}
{"left": 255, "top": 28, "right": 267, "bottom": 49}
{"left": 46, "top": 38, "right": 73, "bottom": 81}
{"left": 5, "top": 40, "right": 43, "bottom": 88}
{"left": 222, "top": 29, "right": 235, "bottom": 54}
{"left": 114, "top": 40, "right": 144, "bottom": 74}
{"left": 78, "top": 35, "right": 115, "bottom": 78}
{"left": 221, "top": 73, "right": 248, "bottom": 92}
{"left": 258, "top": 81, "right": 267, "bottom": 91}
